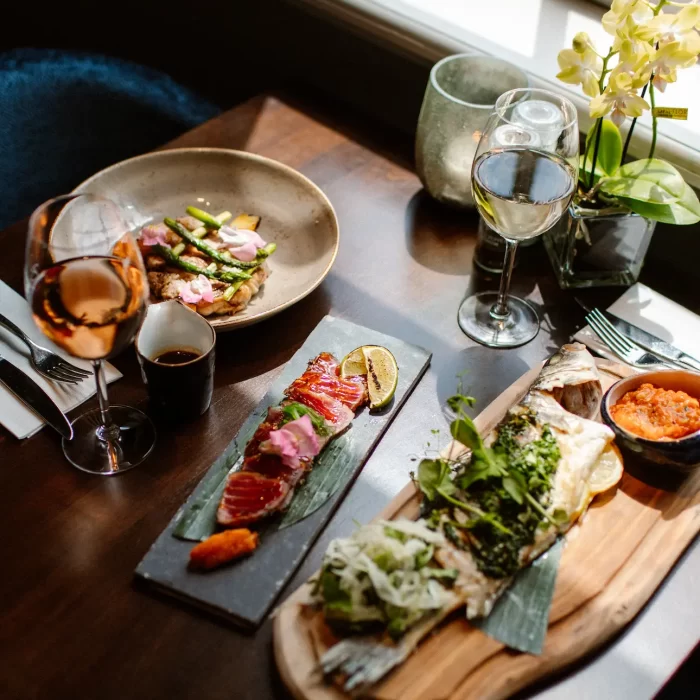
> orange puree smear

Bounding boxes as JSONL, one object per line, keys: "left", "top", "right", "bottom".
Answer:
{"left": 611, "top": 383, "right": 700, "bottom": 441}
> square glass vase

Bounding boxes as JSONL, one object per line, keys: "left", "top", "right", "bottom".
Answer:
{"left": 544, "top": 203, "right": 656, "bottom": 289}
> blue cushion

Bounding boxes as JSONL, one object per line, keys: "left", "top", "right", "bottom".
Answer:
{"left": 0, "top": 49, "right": 221, "bottom": 229}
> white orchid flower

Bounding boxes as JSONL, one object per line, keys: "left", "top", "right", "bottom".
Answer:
{"left": 589, "top": 72, "right": 650, "bottom": 125}
{"left": 602, "top": 0, "right": 654, "bottom": 40}
{"left": 646, "top": 40, "right": 700, "bottom": 92}
{"left": 572, "top": 31, "right": 594, "bottom": 53}
{"left": 557, "top": 47, "right": 603, "bottom": 97}
{"left": 638, "top": 3, "right": 700, "bottom": 52}
{"left": 614, "top": 38, "right": 655, "bottom": 86}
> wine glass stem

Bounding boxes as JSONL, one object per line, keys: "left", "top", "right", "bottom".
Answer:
{"left": 93, "top": 359, "right": 119, "bottom": 442}
{"left": 491, "top": 238, "right": 519, "bottom": 319}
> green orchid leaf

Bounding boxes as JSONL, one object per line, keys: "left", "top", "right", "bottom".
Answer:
{"left": 584, "top": 119, "right": 622, "bottom": 177}
{"left": 600, "top": 158, "right": 687, "bottom": 202}
{"left": 579, "top": 155, "right": 606, "bottom": 187}
{"left": 616, "top": 183, "right": 700, "bottom": 225}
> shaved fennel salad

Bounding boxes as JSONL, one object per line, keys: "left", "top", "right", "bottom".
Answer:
{"left": 312, "top": 519, "right": 458, "bottom": 639}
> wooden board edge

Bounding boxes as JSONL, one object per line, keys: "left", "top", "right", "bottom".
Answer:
{"left": 273, "top": 585, "right": 344, "bottom": 700}
{"left": 451, "top": 486, "right": 700, "bottom": 700}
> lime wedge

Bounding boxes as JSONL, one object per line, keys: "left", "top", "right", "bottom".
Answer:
{"left": 362, "top": 346, "right": 399, "bottom": 410}
{"left": 340, "top": 346, "right": 372, "bottom": 378}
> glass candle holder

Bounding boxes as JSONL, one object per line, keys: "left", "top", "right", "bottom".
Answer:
{"left": 415, "top": 54, "right": 529, "bottom": 208}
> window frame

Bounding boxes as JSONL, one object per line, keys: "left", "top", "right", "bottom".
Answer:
{"left": 299, "top": 0, "right": 700, "bottom": 188}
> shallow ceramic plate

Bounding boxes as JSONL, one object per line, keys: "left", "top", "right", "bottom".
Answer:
{"left": 75, "top": 148, "right": 339, "bottom": 330}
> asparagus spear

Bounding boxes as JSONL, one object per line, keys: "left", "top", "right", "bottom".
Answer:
{"left": 164, "top": 218, "right": 237, "bottom": 266}
{"left": 223, "top": 281, "right": 244, "bottom": 302}
{"left": 172, "top": 242, "right": 186, "bottom": 256}
{"left": 221, "top": 243, "right": 277, "bottom": 270}
{"left": 192, "top": 211, "right": 232, "bottom": 239}
{"left": 186, "top": 206, "right": 223, "bottom": 230}
{"left": 154, "top": 245, "right": 251, "bottom": 282}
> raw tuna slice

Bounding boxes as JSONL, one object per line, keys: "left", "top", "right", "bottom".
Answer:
{"left": 286, "top": 352, "right": 368, "bottom": 411}
{"left": 284, "top": 385, "right": 354, "bottom": 430}
{"left": 217, "top": 472, "right": 292, "bottom": 527}
{"left": 217, "top": 352, "right": 369, "bottom": 529}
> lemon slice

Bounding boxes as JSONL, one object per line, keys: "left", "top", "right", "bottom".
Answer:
{"left": 362, "top": 346, "right": 399, "bottom": 410}
{"left": 571, "top": 444, "right": 624, "bottom": 521}
{"left": 588, "top": 443, "right": 624, "bottom": 496}
{"left": 340, "top": 346, "right": 373, "bottom": 379}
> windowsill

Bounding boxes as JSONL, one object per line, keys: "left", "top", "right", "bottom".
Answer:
{"left": 300, "top": 0, "right": 700, "bottom": 188}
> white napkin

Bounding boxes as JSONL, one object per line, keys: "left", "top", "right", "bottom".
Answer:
{"left": 574, "top": 282, "right": 700, "bottom": 365}
{"left": 0, "top": 280, "right": 122, "bottom": 439}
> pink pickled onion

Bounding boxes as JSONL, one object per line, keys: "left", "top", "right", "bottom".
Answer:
{"left": 228, "top": 241, "right": 258, "bottom": 262}
{"left": 218, "top": 226, "right": 266, "bottom": 262}
{"left": 259, "top": 415, "right": 320, "bottom": 468}
{"left": 179, "top": 274, "right": 215, "bottom": 304}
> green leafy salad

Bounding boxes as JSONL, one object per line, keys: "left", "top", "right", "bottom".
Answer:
{"left": 312, "top": 519, "right": 458, "bottom": 640}
{"left": 418, "top": 392, "right": 562, "bottom": 579}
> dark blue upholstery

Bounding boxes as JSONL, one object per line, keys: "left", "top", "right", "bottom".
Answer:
{"left": 0, "top": 49, "right": 221, "bottom": 229}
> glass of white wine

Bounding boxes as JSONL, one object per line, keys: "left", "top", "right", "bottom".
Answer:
{"left": 458, "top": 88, "right": 579, "bottom": 347}
{"left": 25, "top": 193, "right": 155, "bottom": 475}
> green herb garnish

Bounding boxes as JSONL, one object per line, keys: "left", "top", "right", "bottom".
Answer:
{"left": 279, "top": 402, "right": 332, "bottom": 437}
{"left": 416, "top": 387, "right": 562, "bottom": 579}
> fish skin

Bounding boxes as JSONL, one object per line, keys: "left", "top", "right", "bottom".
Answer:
{"left": 319, "top": 344, "right": 617, "bottom": 692}
{"left": 531, "top": 342, "right": 602, "bottom": 419}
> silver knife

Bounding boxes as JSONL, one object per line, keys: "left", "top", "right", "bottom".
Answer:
{"left": 0, "top": 354, "right": 73, "bottom": 439}
{"left": 599, "top": 309, "right": 700, "bottom": 372}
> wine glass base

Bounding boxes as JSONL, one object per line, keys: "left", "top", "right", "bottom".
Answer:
{"left": 62, "top": 405, "right": 156, "bottom": 476}
{"left": 458, "top": 291, "right": 540, "bottom": 348}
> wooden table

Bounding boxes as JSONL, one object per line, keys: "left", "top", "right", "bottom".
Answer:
{"left": 1, "top": 94, "right": 697, "bottom": 700}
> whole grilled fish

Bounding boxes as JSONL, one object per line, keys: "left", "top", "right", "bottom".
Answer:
{"left": 318, "top": 344, "right": 619, "bottom": 694}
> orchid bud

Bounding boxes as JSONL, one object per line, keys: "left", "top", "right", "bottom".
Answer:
{"left": 573, "top": 32, "right": 592, "bottom": 54}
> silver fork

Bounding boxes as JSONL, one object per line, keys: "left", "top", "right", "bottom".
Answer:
{"left": 586, "top": 308, "right": 676, "bottom": 370}
{"left": 0, "top": 313, "right": 92, "bottom": 384}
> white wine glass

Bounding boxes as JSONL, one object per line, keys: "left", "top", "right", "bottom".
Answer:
{"left": 25, "top": 193, "right": 156, "bottom": 475}
{"left": 458, "top": 88, "right": 579, "bottom": 347}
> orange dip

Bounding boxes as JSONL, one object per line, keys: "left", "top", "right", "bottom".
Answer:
{"left": 610, "top": 383, "right": 700, "bottom": 441}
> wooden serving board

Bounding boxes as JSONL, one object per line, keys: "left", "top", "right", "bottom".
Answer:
{"left": 273, "top": 361, "right": 700, "bottom": 700}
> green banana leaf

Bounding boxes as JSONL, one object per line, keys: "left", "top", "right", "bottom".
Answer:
{"left": 473, "top": 538, "right": 564, "bottom": 654}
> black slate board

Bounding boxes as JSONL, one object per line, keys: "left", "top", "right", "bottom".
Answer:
{"left": 135, "top": 315, "right": 431, "bottom": 628}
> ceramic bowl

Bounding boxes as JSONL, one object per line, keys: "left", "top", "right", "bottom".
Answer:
{"left": 74, "top": 148, "right": 339, "bottom": 331}
{"left": 601, "top": 370, "right": 700, "bottom": 474}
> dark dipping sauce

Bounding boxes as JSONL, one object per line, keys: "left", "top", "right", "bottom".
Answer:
{"left": 142, "top": 346, "right": 214, "bottom": 421}
{"left": 153, "top": 349, "right": 201, "bottom": 365}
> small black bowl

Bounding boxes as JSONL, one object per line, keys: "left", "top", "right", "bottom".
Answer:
{"left": 601, "top": 370, "right": 700, "bottom": 474}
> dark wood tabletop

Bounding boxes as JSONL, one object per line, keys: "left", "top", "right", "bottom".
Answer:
{"left": 1, "top": 94, "right": 697, "bottom": 700}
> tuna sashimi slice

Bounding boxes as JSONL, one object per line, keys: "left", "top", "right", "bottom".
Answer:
{"left": 285, "top": 384, "right": 354, "bottom": 431}
{"left": 217, "top": 472, "right": 292, "bottom": 527}
{"left": 242, "top": 453, "right": 307, "bottom": 485}
{"left": 216, "top": 352, "right": 369, "bottom": 530}
{"left": 286, "top": 352, "right": 368, "bottom": 411}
